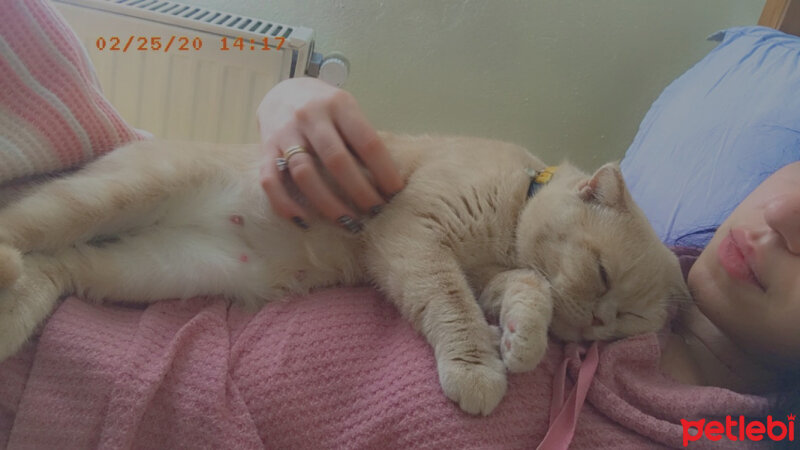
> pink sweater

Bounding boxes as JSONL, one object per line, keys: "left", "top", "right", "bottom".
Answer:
{"left": 0, "top": 0, "right": 143, "bottom": 186}
{"left": 0, "top": 286, "right": 769, "bottom": 449}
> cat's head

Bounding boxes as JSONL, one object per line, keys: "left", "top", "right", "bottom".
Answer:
{"left": 515, "top": 162, "right": 688, "bottom": 342}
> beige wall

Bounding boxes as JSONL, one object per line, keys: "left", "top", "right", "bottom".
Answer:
{"left": 185, "top": 0, "right": 763, "bottom": 169}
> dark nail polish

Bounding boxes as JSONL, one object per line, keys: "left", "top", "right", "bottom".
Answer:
{"left": 369, "top": 205, "right": 383, "bottom": 217}
{"left": 292, "top": 216, "right": 310, "bottom": 230}
{"left": 337, "top": 215, "right": 363, "bottom": 234}
{"left": 387, "top": 190, "right": 403, "bottom": 201}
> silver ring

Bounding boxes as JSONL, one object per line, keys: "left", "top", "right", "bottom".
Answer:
{"left": 275, "top": 157, "right": 288, "bottom": 172}
{"left": 283, "top": 145, "right": 308, "bottom": 163}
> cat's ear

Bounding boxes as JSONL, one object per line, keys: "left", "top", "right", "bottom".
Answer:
{"left": 578, "top": 163, "right": 627, "bottom": 210}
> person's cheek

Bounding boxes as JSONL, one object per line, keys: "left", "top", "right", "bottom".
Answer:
{"left": 688, "top": 256, "right": 731, "bottom": 323}
{"left": 743, "top": 306, "right": 800, "bottom": 367}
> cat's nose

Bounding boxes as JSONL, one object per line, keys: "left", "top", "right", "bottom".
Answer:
{"left": 591, "top": 314, "right": 605, "bottom": 327}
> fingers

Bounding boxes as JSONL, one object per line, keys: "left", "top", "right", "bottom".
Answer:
{"left": 259, "top": 142, "right": 310, "bottom": 229}
{"left": 281, "top": 141, "right": 361, "bottom": 231}
{"left": 260, "top": 134, "right": 362, "bottom": 233}
{"left": 332, "top": 94, "right": 405, "bottom": 197}
{"left": 303, "top": 119, "right": 386, "bottom": 214}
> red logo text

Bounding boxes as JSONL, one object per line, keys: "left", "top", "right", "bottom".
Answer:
{"left": 681, "top": 415, "right": 795, "bottom": 446}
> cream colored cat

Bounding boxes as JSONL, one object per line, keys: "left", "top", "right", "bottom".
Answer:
{"left": 0, "top": 133, "right": 687, "bottom": 415}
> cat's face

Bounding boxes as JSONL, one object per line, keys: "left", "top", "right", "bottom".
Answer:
{"left": 515, "top": 163, "right": 688, "bottom": 342}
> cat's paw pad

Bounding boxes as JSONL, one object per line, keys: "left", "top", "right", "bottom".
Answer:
{"left": 501, "top": 317, "right": 548, "bottom": 373}
{"left": 438, "top": 355, "right": 507, "bottom": 416}
{"left": 0, "top": 245, "right": 22, "bottom": 289}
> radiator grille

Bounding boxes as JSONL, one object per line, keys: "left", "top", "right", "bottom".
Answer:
{"left": 53, "top": 0, "right": 315, "bottom": 144}
{"left": 109, "top": 0, "right": 297, "bottom": 39}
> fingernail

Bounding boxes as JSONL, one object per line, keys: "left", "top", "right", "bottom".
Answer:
{"left": 369, "top": 204, "right": 383, "bottom": 217}
{"left": 337, "top": 215, "right": 363, "bottom": 234}
{"left": 292, "top": 216, "right": 310, "bottom": 230}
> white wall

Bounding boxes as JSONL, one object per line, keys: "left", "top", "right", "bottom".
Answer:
{"left": 183, "top": 0, "right": 764, "bottom": 169}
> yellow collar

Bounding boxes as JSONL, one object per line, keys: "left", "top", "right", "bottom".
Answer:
{"left": 527, "top": 166, "right": 557, "bottom": 198}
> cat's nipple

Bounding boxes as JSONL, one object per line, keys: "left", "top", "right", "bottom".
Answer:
{"left": 230, "top": 214, "right": 244, "bottom": 226}
{"left": 239, "top": 253, "right": 249, "bottom": 263}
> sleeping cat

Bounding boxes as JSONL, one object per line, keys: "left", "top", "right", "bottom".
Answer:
{"left": 0, "top": 133, "right": 688, "bottom": 415}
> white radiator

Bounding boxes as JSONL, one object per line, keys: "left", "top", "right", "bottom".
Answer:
{"left": 53, "top": 0, "right": 344, "bottom": 144}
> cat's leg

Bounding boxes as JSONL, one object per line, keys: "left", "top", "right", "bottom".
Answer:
{"left": 0, "top": 141, "right": 240, "bottom": 291}
{"left": 0, "top": 243, "right": 22, "bottom": 289}
{"left": 0, "top": 141, "right": 224, "bottom": 255}
{"left": 478, "top": 269, "right": 553, "bottom": 373}
{"left": 466, "top": 264, "right": 509, "bottom": 324}
{"left": 0, "top": 171, "right": 167, "bottom": 291}
{"left": 0, "top": 254, "right": 70, "bottom": 361}
{"left": 0, "top": 215, "right": 269, "bottom": 362}
{"left": 369, "top": 251, "right": 507, "bottom": 416}
{"left": 0, "top": 171, "right": 149, "bottom": 255}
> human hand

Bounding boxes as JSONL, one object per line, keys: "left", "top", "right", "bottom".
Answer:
{"left": 257, "top": 78, "right": 404, "bottom": 232}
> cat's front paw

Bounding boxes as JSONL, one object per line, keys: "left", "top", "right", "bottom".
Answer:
{"left": 501, "top": 307, "right": 549, "bottom": 373}
{"left": 438, "top": 354, "right": 507, "bottom": 416}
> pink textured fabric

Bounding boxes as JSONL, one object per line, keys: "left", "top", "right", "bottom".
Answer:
{"left": 0, "top": 287, "right": 770, "bottom": 449}
{"left": 0, "top": 0, "right": 143, "bottom": 185}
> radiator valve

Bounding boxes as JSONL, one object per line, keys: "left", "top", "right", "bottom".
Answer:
{"left": 308, "top": 52, "right": 349, "bottom": 87}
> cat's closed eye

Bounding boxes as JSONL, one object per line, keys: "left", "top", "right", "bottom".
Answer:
{"left": 598, "top": 262, "right": 610, "bottom": 295}
{"left": 617, "top": 311, "right": 647, "bottom": 321}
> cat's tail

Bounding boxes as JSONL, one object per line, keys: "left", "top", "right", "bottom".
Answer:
{"left": 0, "top": 244, "right": 22, "bottom": 289}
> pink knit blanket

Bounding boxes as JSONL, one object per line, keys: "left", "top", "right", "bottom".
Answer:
{"left": 0, "top": 287, "right": 769, "bottom": 449}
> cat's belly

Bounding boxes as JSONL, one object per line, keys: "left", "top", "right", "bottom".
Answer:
{"left": 152, "top": 176, "right": 365, "bottom": 306}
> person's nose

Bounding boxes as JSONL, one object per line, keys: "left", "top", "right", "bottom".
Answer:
{"left": 764, "top": 192, "right": 800, "bottom": 255}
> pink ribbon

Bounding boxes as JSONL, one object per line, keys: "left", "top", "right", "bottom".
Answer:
{"left": 536, "top": 341, "right": 600, "bottom": 450}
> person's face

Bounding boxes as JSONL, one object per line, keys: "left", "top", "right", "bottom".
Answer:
{"left": 688, "top": 161, "right": 800, "bottom": 369}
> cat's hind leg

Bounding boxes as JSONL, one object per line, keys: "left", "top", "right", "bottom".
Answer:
{"left": 0, "top": 203, "right": 268, "bottom": 362}
{"left": 0, "top": 244, "right": 22, "bottom": 289}
{"left": 0, "top": 159, "right": 178, "bottom": 296}
{"left": 0, "top": 140, "right": 229, "bottom": 254}
{"left": 0, "top": 254, "right": 70, "bottom": 361}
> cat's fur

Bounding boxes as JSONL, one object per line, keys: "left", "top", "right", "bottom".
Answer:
{"left": 0, "top": 133, "right": 687, "bottom": 415}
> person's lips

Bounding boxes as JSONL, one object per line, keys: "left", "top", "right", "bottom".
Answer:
{"left": 730, "top": 228, "right": 766, "bottom": 287}
{"left": 718, "top": 229, "right": 765, "bottom": 291}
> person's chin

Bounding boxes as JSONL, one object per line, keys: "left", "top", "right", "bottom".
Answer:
{"left": 688, "top": 244, "right": 756, "bottom": 346}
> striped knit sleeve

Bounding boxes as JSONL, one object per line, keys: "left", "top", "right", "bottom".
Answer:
{"left": 0, "top": 0, "right": 143, "bottom": 185}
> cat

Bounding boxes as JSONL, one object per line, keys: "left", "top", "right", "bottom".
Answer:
{"left": 0, "top": 133, "right": 688, "bottom": 415}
